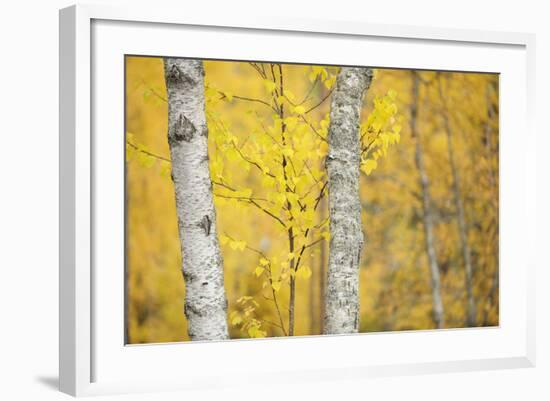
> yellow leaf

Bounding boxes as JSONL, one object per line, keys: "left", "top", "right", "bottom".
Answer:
{"left": 229, "top": 240, "right": 247, "bottom": 251}
{"left": 248, "top": 326, "right": 267, "bottom": 338}
{"left": 293, "top": 105, "right": 306, "bottom": 115}
{"left": 296, "top": 265, "right": 312, "bottom": 279}
{"left": 284, "top": 116, "right": 298, "bottom": 132}
{"left": 226, "top": 147, "right": 239, "bottom": 162}
{"left": 271, "top": 281, "right": 282, "bottom": 292}
{"left": 282, "top": 147, "right": 294, "bottom": 157}
{"left": 160, "top": 161, "right": 171, "bottom": 177}
{"left": 324, "top": 76, "right": 336, "bottom": 89}
{"left": 220, "top": 234, "right": 230, "bottom": 245}
{"left": 254, "top": 266, "right": 264, "bottom": 277}
{"left": 237, "top": 295, "right": 253, "bottom": 303}
{"left": 318, "top": 141, "right": 329, "bottom": 157}
{"left": 263, "top": 79, "right": 277, "bottom": 93}
{"left": 320, "top": 118, "right": 330, "bottom": 131}
{"left": 261, "top": 175, "right": 276, "bottom": 189}
{"left": 276, "top": 193, "right": 287, "bottom": 206}
{"left": 361, "top": 159, "right": 378, "bottom": 175}
{"left": 259, "top": 258, "right": 270, "bottom": 266}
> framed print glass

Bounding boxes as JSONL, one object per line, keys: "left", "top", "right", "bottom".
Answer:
{"left": 59, "top": 4, "right": 536, "bottom": 396}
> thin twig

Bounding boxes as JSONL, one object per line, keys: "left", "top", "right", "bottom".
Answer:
{"left": 140, "top": 79, "right": 167, "bottom": 103}
{"left": 305, "top": 89, "right": 333, "bottom": 114}
{"left": 213, "top": 181, "right": 287, "bottom": 228}
{"left": 218, "top": 91, "right": 277, "bottom": 112}
{"left": 126, "top": 140, "right": 171, "bottom": 163}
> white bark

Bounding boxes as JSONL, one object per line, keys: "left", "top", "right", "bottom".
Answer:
{"left": 410, "top": 72, "right": 445, "bottom": 329}
{"left": 164, "top": 58, "right": 229, "bottom": 341}
{"left": 324, "top": 67, "right": 373, "bottom": 334}
{"left": 438, "top": 76, "right": 476, "bottom": 327}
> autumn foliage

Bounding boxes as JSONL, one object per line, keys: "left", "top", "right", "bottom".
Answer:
{"left": 125, "top": 56, "right": 498, "bottom": 343}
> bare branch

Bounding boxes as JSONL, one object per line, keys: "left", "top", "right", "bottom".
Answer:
{"left": 126, "top": 140, "right": 171, "bottom": 163}
{"left": 305, "top": 89, "right": 333, "bottom": 114}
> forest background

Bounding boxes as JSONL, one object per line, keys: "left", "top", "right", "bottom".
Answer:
{"left": 125, "top": 56, "right": 499, "bottom": 343}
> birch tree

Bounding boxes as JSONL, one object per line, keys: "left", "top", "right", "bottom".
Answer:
{"left": 437, "top": 74, "right": 476, "bottom": 327}
{"left": 324, "top": 67, "right": 373, "bottom": 334}
{"left": 410, "top": 71, "right": 445, "bottom": 329}
{"left": 164, "top": 58, "right": 229, "bottom": 341}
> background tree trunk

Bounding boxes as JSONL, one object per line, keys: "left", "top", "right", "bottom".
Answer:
{"left": 410, "top": 71, "right": 445, "bottom": 329}
{"left": 324, "top": 67, "right": 373, "bottom": 334}
{"left": 163, "top": 58, "right": 229, "bottom": 341}
{"left": 308, "top": 250, "right": 316, "bottom": 334}
{"left": 437, "top": 75, "right": 477, "bottom": 327}
{"left": 482, "top": 78, "right": 500, "bottom": 325}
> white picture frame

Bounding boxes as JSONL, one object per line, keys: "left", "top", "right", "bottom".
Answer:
{"left": 59, "top": 4, "right": 536, "bottom": 397}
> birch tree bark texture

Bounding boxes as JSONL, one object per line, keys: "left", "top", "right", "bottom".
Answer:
{"left": 324, "top": 67, "right": 373, "bottom": 335}
{"left": 163, "top": 58, "right": 229, "bottom": 341}
{"left": 410, "top": 71, "right": 445, "bottom": 329}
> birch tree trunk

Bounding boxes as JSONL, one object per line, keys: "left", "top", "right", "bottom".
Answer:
{"left": 437, "top": 76, "right": 477, "bottom": 327}
{"left": 410, "top": 71, "right": 445, "bottom": 329}
{"left": 163, "top": 58, "right": 229, "bottom": 341}
{"left": 324, "top": 67, "right": 373, "bottom": 334}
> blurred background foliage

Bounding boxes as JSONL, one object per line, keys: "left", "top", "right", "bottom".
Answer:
{"left": 125, "top": 56, "right": 499, "bottom": 344}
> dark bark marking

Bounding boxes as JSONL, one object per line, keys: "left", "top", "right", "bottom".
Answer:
{"left": 185, "top": 300, "right": 206, "bottom": 318}
{"left": 166, "top": 64, "right": 196, "bottom": 85}
{"left": 170, "top": 113, "right": 196, "bottom": 143}
{"left": 198, "top": 215, "right": 211, "bottom": 236}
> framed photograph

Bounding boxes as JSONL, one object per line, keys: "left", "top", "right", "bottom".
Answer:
{"left": 59, "top": 4, "right": 536, "bottom": 396}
